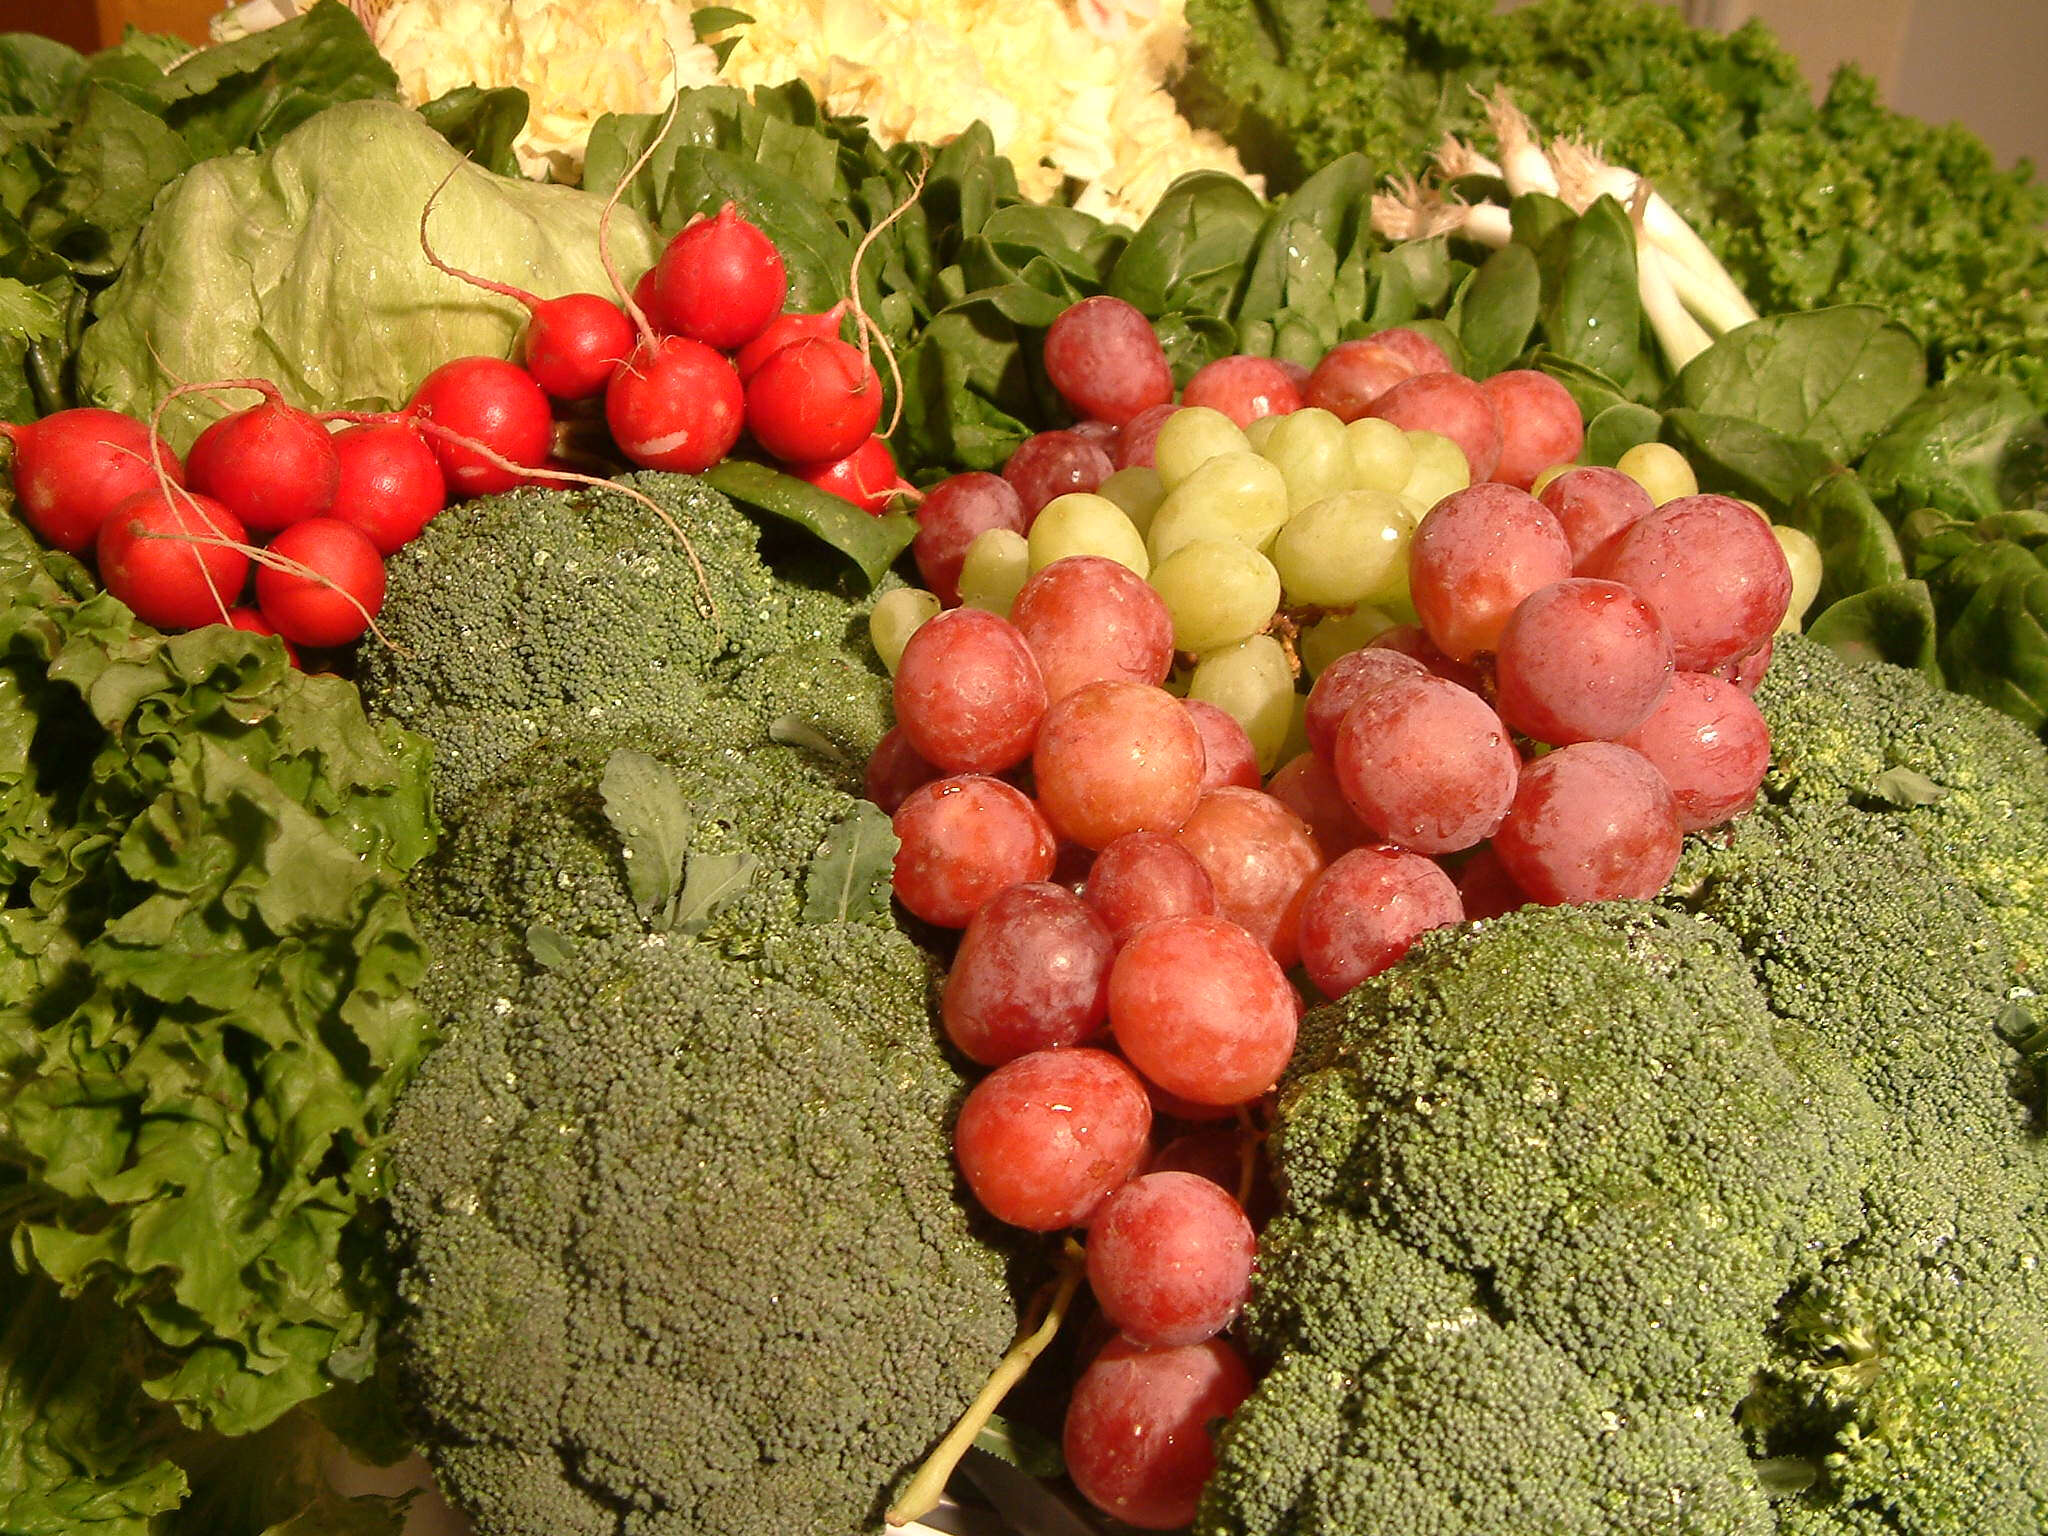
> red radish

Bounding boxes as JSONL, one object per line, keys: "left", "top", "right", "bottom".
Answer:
{"left": 226, "top": 605, "right": 302, "bottom": 667}
{"left": 745, "top": 336, "right": 882, "bottom": 464}
{"left": 3, "top": 408, "right": 185, "bottom": 553}
{"left": 256, "top": 517, "right": 387, "bottom": 648}
{"left": 794, "top": 435, "right": 904, "bottom": 514}
{"left": 186, "top": 389, "right": 341, "bottom": 534}
{"left": 408, "top": 356, "right": 554, "bottom": 497}
{"left": 96, "top": 486, "right": 249, "bottom": 630}
{"left": 520, "top": 292, "right": 637, "bottom": 401}
{"left": 630, "top": 266, "right": 666, "bottom": 330}
{"left": 605, "top": 336, "right": 746, "bottom": 473}
{"left": 652, "top": 202, "right": 788, "bottom": 351}
{"left": 330, "top": 420, "right": 447, "bottom": 554}
{"left": 735, "top": 307, "right": 846, "bottom": 382}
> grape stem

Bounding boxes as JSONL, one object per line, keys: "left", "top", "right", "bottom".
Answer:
{"left": 885, "top": 1237, "right": 1087, "bottom": 1529}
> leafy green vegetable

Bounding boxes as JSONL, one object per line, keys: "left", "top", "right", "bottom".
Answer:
{"left": 702, "top": 458, "right": 917, "bottom": 585}
{"left": 801, "top": 800, "right": 898, "bottom": 926}
{"left": 1859, "top": 376, "right": 2048, "bottom": 522}
{"left": 1901, "top": 509, "right": 2048, "bottom": 733}
{"left": 598, "top": 747, "right": 696, "bottom": 923}
{"left": 79, "top": 99, "right": 658, "bottom": 448}
{"left": 413, "top": 84, "right": 530, "bottom": 177}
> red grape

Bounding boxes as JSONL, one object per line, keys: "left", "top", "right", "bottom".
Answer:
{"left": 1172, "top": 787, "right": 1325, "bottom": 969}
{"left": 1063, "top": 1336, "right": 1255, "bottom": 1531}
{"left": 942, "top": 882, "right": 1115, "bottom": 1065}
{"left": 1084, "top": 830, "right": 1217, "bottom": 943}
{"left": 1408, "top": 482, "right": 1574, "bottom": 663}
{"left": 1368, "top": 326, "right": 1454, "bottom": 375}
{"left": 1616, "top": 670, "right": 1771, "bottom": 830}
{"left": 1367, "top": 623, "right": 1485, "bottom": 694}
{"left": 1539, "top": 465, "right": 1654, "bottom": 572}
{"left": 1715, "top": 634, "right": 1773, "bottom": 693}
{"left": 891, "top": 775, "right": 1056, "bottom": 928}
{"left": 1493, "top": 578, "right": 1673, "bottom": 745}
{"left": 1147, "top": 1126, "right": 1276, "bottom": 1228}
{"left": 1109, "top": 914, "right": 1299, "bottom": 1106}
{"left": 893, "top": 606, "right": 1047, "bottom": 774}
{"left": 1492, "top": 741, "right": 1683, "bottom": 905}
{"left": 1034, "top": 681, "right": 1205, "bottom": 850}
{"left": 1332, "top": 674, "right": 1519, "bottom": 854}
{"left": 1086, "top": 1172, "right": 1257, "bottom": 1347}
{"left": 1363, "top": 371, "right": 1504, "bottom": 483}
{"left": 1481, "top": 368, "right": 1584, "bottom": 490}
{"left": 1267, "top": 751, "right": 1373, "bottom": 859}
{"left": 1004, "top": 429, "right": 1115, "bottom": 518}
{"left": 1304, "top": 646, "right": 1428, "bottom": 762}
{"left": 1297, "top": 845, "right": 1464, "bottom": 999}
{"left": 1044, "top": 297, "right": 1175, "bottom": 425}
{"left": 1303, "top": 339, "right": 1415, "bottom": 422}
{"left": 954, "top": 1047, "right": 1151, "bottom": 1230}
{"left": 1183, "top": 698, "right": 1262, "bottom": 792}
{"left": 913, "top": 472, "right": 1029, "bottom": 606}
{"left": 1453, "top": 842, "right": 1529, "bottom": 920}
{"left": 1591, "top": 493, "right": 1791, "bottom": 671}
{"left": 1180, "top": 354, "right": 1304, "bottom": 426}
{"left": 863, "top": 725, "right": 939, "bottom": 814}
{"left": 1010, "top": 555, "right": 1175, "bottom": 702}
{"left": 1115, "top": 403, "right": 1179, "bottom": 470}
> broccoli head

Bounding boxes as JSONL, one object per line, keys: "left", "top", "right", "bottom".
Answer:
{"left": 364, "top": 476, "right": 1020, "bottom": 1536}
{"left": 1202, "top": 634, "right": 2048, "bottom": 1536}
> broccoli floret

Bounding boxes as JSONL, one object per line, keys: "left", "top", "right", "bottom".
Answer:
{"left": 358, "top": 474, "right": 888, "bottom": 810}
{"left": 365, "top": 475, "right": 1018, "bottom": 1536}
{"left": 389, "top": 926, "right": 1016, "bottom": 1536}
{"left": 1204, "top": 639, "right": 2048, "bottom": 1536}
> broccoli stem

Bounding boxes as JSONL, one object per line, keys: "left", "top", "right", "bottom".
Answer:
{"left": 885, "top": 1238, "right": 1087, "bottom": 1528}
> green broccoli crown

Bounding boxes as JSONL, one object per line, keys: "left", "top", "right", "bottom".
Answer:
{"left": 1204, "top": 635, "right": 2048, "bottom": 1536}
{"left": 388, "top": 924, "right": 1017, "bottom": 1536}
{"left": 357, "top": 473, "right": 889, "bottom": 810}
{"left": 366, "top": 476, "right": 1019, "bottom": 1536}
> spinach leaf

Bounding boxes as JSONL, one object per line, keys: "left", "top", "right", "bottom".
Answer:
{"left": 1661, "top": 409, "right": 1837, "bottom": 516}
{"left": 1900, "top": 508, "right": 2048, "bottom": 733}
{"left": 1538, "top": 195, "right": 1638, "bottom": 382}
{"left": 416, "top": 85, "right": 529, "bottom": 178}
{"left": 1456, "top": 241, "right": 1539, "bottom": 379}
{"left": 1805, "top": 580, "right": 1942, "bottom": 682}
{"left": 1783, "top": 469, "right": 1906, "bottom": 611}
{"left": 1583, "top": 402, "right": 1661, "bottom": 466}
{"left": 702, "top": 459, "right": 916, "bottom": 585}
{"left": 1109, "top": 170, "right": 1265, "bottom": 317}
{"left": 1672, "top": 306, "right": 1925, "bottom": 463}
{"left": 1859, "top": 376, "right": 2048, "bottom": 521}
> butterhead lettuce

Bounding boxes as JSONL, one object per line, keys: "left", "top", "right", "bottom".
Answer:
{"left": 80, "top": 98, "right": 659, "bottom": 449}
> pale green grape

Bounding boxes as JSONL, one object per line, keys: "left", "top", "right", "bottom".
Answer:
{"left": 1097, "top": 466, "right": 1167, "bottom": 536}
{"left": 1616, "top": 441, "right": 1698, "bottom": 505}
{"left": 1401, "top": 429, "right": 1470, "bottom": 511}
{"left": 1188, "top": 635, "right": 1294, "bottom": 774}
{"left": 1529, "top": 462, "right": 1575, "bottom": 498}
{"left": 869, "top": 587, "right": 942, "bottom": 673}
{"left": 1147, "top": 452, "right": 1290, "bottom": 562}
{"left": 1345, "top": 417, "right": 1415, "bottom": 493}
{"left": 1243, "top": 415, "right": 1285, "bottom": 455}
{"left": 1300, "top": 604, "right": 1397, "bottom": 677}
{"left": 1154, "top": 406, "right": 1250, "bottom": 489}
{"left": 1261, "top": 407, "right": 1353, "bottom": 511}
{"left": 1773, "top": 523, "right": 1823, "bottom": 631}
{"left": 1150, "top": 539, "right": 1282, "bottom": 655}
{"left": 1269, "top": 489, "right": 1417, "bottom": 609}
{"left": 1029, "top": 493, "right": 1150, "bottom": 577}
{"left": 957, "top": 527, "right": 1029, "bottom": 615}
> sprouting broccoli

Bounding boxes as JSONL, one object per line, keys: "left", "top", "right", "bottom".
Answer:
{"left": 358, "top": 474, "right": 1022, "bottom": 1536}
{"left": 1201, "top": 633, "right": 2048, "bottom": 1536}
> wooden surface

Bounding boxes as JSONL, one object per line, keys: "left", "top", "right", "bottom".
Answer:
{"left": 0, "top": 0, "right": 216, "bottom": 49}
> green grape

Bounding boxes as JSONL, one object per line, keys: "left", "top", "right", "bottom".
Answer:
{"left": 1097, "top": 466, "right": 1167, "bottom": 536}
{"left": 1029, "top": 492, "right": 1150, "bottom": 577}
{"left": 1154, "top": 406, "right": 1250, "bottom": 490}
{"left": 958, "top": 527, "right": 1030, "bottom": 615}
{"left": 1300, "top": 604, "right": 1398, "bottom": 677}
{"left": 1269, "top": 488, "right": 1417, "bottom": 609}
{"left": 1401, "top": 429, "right": 1471, "bottom": 511}
{"left": 1344, "top": 416, "right": 1415, "bottom": 493}
{"left": 1188, "top": 634, "right": 1295, "bottom": 774}
{"left": 869, "top": 587, "right": 942, "bottom": 673}
{"left": 1150, "top": 538, "right": 1283, "bottom": 654}
{"left": 1147, "top": 452, "right": 1290, "bottom": 562}
{"left": 1260, "top": 407, "right": 1352, "bottom": 510}
{"left": 1616, "top": 441, "right": 1698, "bottom": 505}
{"left": 1529, "top": 462, "right": 1575, "bottom": 498}
{"left": 1243, "top": 414, "right": 1285, "bottom": 455}
{"left": 1773, "top": 523, "right": 1823, "bottom": 630}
